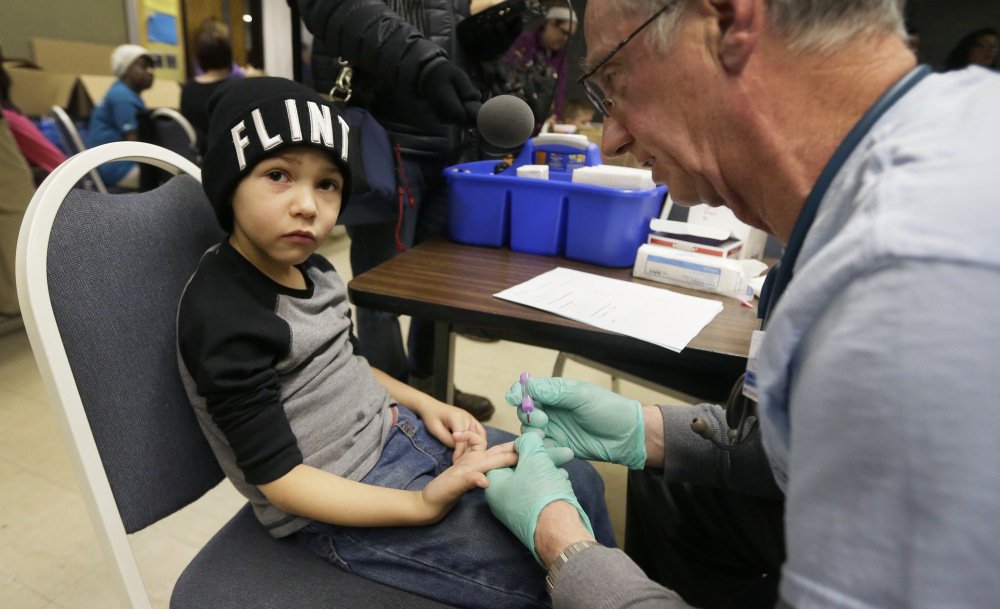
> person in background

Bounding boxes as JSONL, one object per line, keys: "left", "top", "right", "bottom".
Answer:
{"left": 85, "top": 44, "right": 154, "bottom": 190}
{"left": 0, "top": 45, "right": 66, "bottom": 182}
{"left": 297, "top": 0, "right": 521, "bottom": 421}
{"left": 191, "top": 17, "right": 256, "bottom": 79}
{"left": 944, "top": 27, "right": 999, "bottom": 71}
{"left": 542, "top": 97, "right": 595, "bottom": 134}
{"left": 181, "top": 30, "right": 237, "bottom": 155}
{"left": 560, "top": 98, "right": 595, "bottom": 131}
{"left": 503, "top": 5, "right": 577, "bottom": 129}
{"left": 483, "top": 1, "right": 1000, "bottom": 608}
{"left": 0, "top": 107, "right": 36, "bottom": 329}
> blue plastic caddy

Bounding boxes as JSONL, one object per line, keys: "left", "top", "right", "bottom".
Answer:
{"left": 446, "top": 135, "right": 667, "bottom": 267}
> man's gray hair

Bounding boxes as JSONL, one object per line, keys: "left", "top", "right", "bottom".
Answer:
{"left": 608, "top": 0, "right": 908, "bottom": 54}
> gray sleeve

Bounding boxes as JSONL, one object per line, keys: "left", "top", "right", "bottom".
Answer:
{"left": 552, "top": 546, "right": 692, "bottom": 609}
{"left": 658, "top": 403, "right": 782, "bottom": 498}
{"left": 553, "top": 546, "right": 795, "bottom": 609}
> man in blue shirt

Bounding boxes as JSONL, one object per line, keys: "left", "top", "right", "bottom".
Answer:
{"left": 86, "top": 44, "right": 154, "bottom": 189}
{"left": 481, "top": 1, "right": 1000, "bottom": 608}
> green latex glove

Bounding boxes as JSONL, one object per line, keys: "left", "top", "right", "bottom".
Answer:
{"left": 485, "top": 433, "right": 594, "bottom": 565}
{"left": 506, "top": 377, "right": 647, "bottom": 470}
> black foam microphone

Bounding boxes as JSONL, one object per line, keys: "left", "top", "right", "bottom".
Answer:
{"left": 477, "top": 95, "right": 535, "bottom": 149}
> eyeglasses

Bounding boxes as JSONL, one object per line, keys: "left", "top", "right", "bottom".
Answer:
{"left": 578, "top": 2, "right": 675, "bottom": 116}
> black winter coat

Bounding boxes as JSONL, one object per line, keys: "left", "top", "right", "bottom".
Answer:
{"left": 295, "top": 0, "right": 470, "bottom": 157}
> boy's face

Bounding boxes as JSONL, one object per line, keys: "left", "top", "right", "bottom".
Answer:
{"left": 568, "top": 109, "right": 594, "bottom": 130}
{"left": 229, "top": 146, "right": 344, "bottom": 281}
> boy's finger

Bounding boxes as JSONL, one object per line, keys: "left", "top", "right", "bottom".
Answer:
{"left": 452, "top": 441, "right": 468, "bottom": 463}
{"left": 476, "top": 449, "right": 519, "bottom": 472}
{"left": 454, "top": 430, "right": 487, "bottom": 451}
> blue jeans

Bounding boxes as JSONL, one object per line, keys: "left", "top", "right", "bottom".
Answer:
{"left": 297, "top": 406, "right": 616, "bottom": 609}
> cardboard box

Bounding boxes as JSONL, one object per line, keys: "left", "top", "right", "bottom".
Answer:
{"left": 5, "top": 67, "right": 78, "bottom": 117}
{"left": 32, "top": 38, "right": 115, "bottom": 75}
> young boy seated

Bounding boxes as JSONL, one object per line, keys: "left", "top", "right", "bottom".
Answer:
{"left": 177, "top": 77, "right": 615, "bottom": 609}
{"left": 541, "top": 98, "right": 596, "bottom": 135}
{"left": 559, "top": 98, "right": 596, "bottom": 132}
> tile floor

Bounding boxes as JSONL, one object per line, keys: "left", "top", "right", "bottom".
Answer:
{"left": 0, "top": 229, "right": 689, "bottom": 608}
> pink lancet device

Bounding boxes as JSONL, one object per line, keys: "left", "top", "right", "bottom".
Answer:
{"left": 519, "top": 372, "right": 534, "bottom": 423}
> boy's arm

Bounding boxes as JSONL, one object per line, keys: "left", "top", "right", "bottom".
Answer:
{"left": 370, "top": 367, "right": 487, "bottom": 462}
{"left": 369, "top": 367, "right": 441, "bottom": 416}
{"left": 259, "top": 442, "right": 517, "bottom": 527}
{"left": 260, "top": 465, "right": 443, "bottom": 526}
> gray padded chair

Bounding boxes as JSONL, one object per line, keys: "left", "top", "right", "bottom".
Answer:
{"left": 16, "top": 142, "right": 452, "bottom": 609}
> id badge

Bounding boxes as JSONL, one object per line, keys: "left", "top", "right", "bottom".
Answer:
{"left": 742, "top": 330, "right": 766, "bottom": 401}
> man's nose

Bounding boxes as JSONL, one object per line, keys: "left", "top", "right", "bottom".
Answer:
{"left": 600, "top": 114, "right": 632, "bottom": 159}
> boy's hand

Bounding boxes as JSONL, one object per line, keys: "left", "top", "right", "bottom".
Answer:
{"left": 418, "top": 439, "right": 518, "bottom": 522}
{"left": 420, "top": 403, "right": 487, "bottom": 462}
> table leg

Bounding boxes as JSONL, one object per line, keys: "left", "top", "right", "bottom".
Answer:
{"left": 432, "top": 321, "right": 455, "bottom": 404}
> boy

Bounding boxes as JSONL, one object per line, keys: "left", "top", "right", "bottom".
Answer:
{"left": 560, "top": 98, "right": 596, "bottom": 132}
{"left": 177, "top": 77, "right": 615, "bottom": 609}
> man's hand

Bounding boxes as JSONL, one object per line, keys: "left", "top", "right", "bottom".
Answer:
{"left": 506, "top": 377, "right": 647, "bottom": 470}
{"left": 484, "top": 433, "right": 594, "bottom": 564}
{"left": 418, "top": 61, "right": 482, "bottom": 127}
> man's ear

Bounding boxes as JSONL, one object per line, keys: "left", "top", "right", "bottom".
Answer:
{"left": 710, "top": 0, "right": 763, "bottom": 74}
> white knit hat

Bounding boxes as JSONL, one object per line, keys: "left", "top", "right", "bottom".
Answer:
{"left": 545, "top": 6, "right": 577, "bottom": 23}
{"left": 110, "top": 44, "right": 152, "bottom": 78}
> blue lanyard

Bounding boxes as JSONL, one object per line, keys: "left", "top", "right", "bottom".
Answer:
{"left": 757, "top": 65, "right": 932, "bottom": 324}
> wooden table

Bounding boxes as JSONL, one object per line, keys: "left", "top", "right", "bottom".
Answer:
{"left": 348, "top": 239, "right": 762, "bottom": 403}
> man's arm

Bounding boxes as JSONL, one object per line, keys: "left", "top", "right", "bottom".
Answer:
{"left": 509, "top": 378, "right": 780, "bottom": 497}
{"left": 536, "top": 501, "right": 793, "bottom": 609}
{"left": 655, "top": 402, "right": 782, "bottom": 498}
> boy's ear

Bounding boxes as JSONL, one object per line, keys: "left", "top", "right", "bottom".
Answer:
{"left": 709, "top": 0, "right": 763, "bottom": 75}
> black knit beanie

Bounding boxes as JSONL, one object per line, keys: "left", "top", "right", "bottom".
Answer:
{"left": 201, "top": 76, "right": 353, "bottom": 232}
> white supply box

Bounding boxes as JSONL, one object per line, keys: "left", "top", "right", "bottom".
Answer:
{"left": 516, "top": 164, "right": 550, "bottom": 180}
{"left": 571, "top": 165, "right": 655, "bottom": 190}
{"left": 647, "top": 218, "right": 743, "bottom": 258}
{"left": 685, "top": 204, "right": 768, "bottom": 260}
{"left": 633, "top": 243, "right": 756, "bottom": 299}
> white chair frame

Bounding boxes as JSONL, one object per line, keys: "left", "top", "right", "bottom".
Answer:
{"left": 16, "top": 142, "right": 201, "bottom": 609}
{"left": 50, "top": 105, "right": 110, "bottom": 194}
{"left": 149, "top": 107, "right": 200, "bottom": 159}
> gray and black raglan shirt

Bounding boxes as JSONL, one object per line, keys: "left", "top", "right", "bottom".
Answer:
{"left": 177, "top": 241, "right": 393, "bottom": 538}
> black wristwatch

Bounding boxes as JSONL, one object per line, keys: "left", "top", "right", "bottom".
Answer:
{"left": 545, "top": 540, "right": 600, "bottom": 593}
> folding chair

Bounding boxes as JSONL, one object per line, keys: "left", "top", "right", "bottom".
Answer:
{"left": 16, "top": 141, "right": 452, "bottom": 609}
{"left": 138, "top": 108, "right": 200, "bottom": 190}
{"left": 145, "top": 107, "right": 199, "bottom": 164}
{"left": 49, "top": 105, "right": 109, "bottom": 193}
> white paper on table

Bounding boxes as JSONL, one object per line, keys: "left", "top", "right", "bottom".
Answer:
{"left": 493, "top": 267, "right": 724, "bottom": 352}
